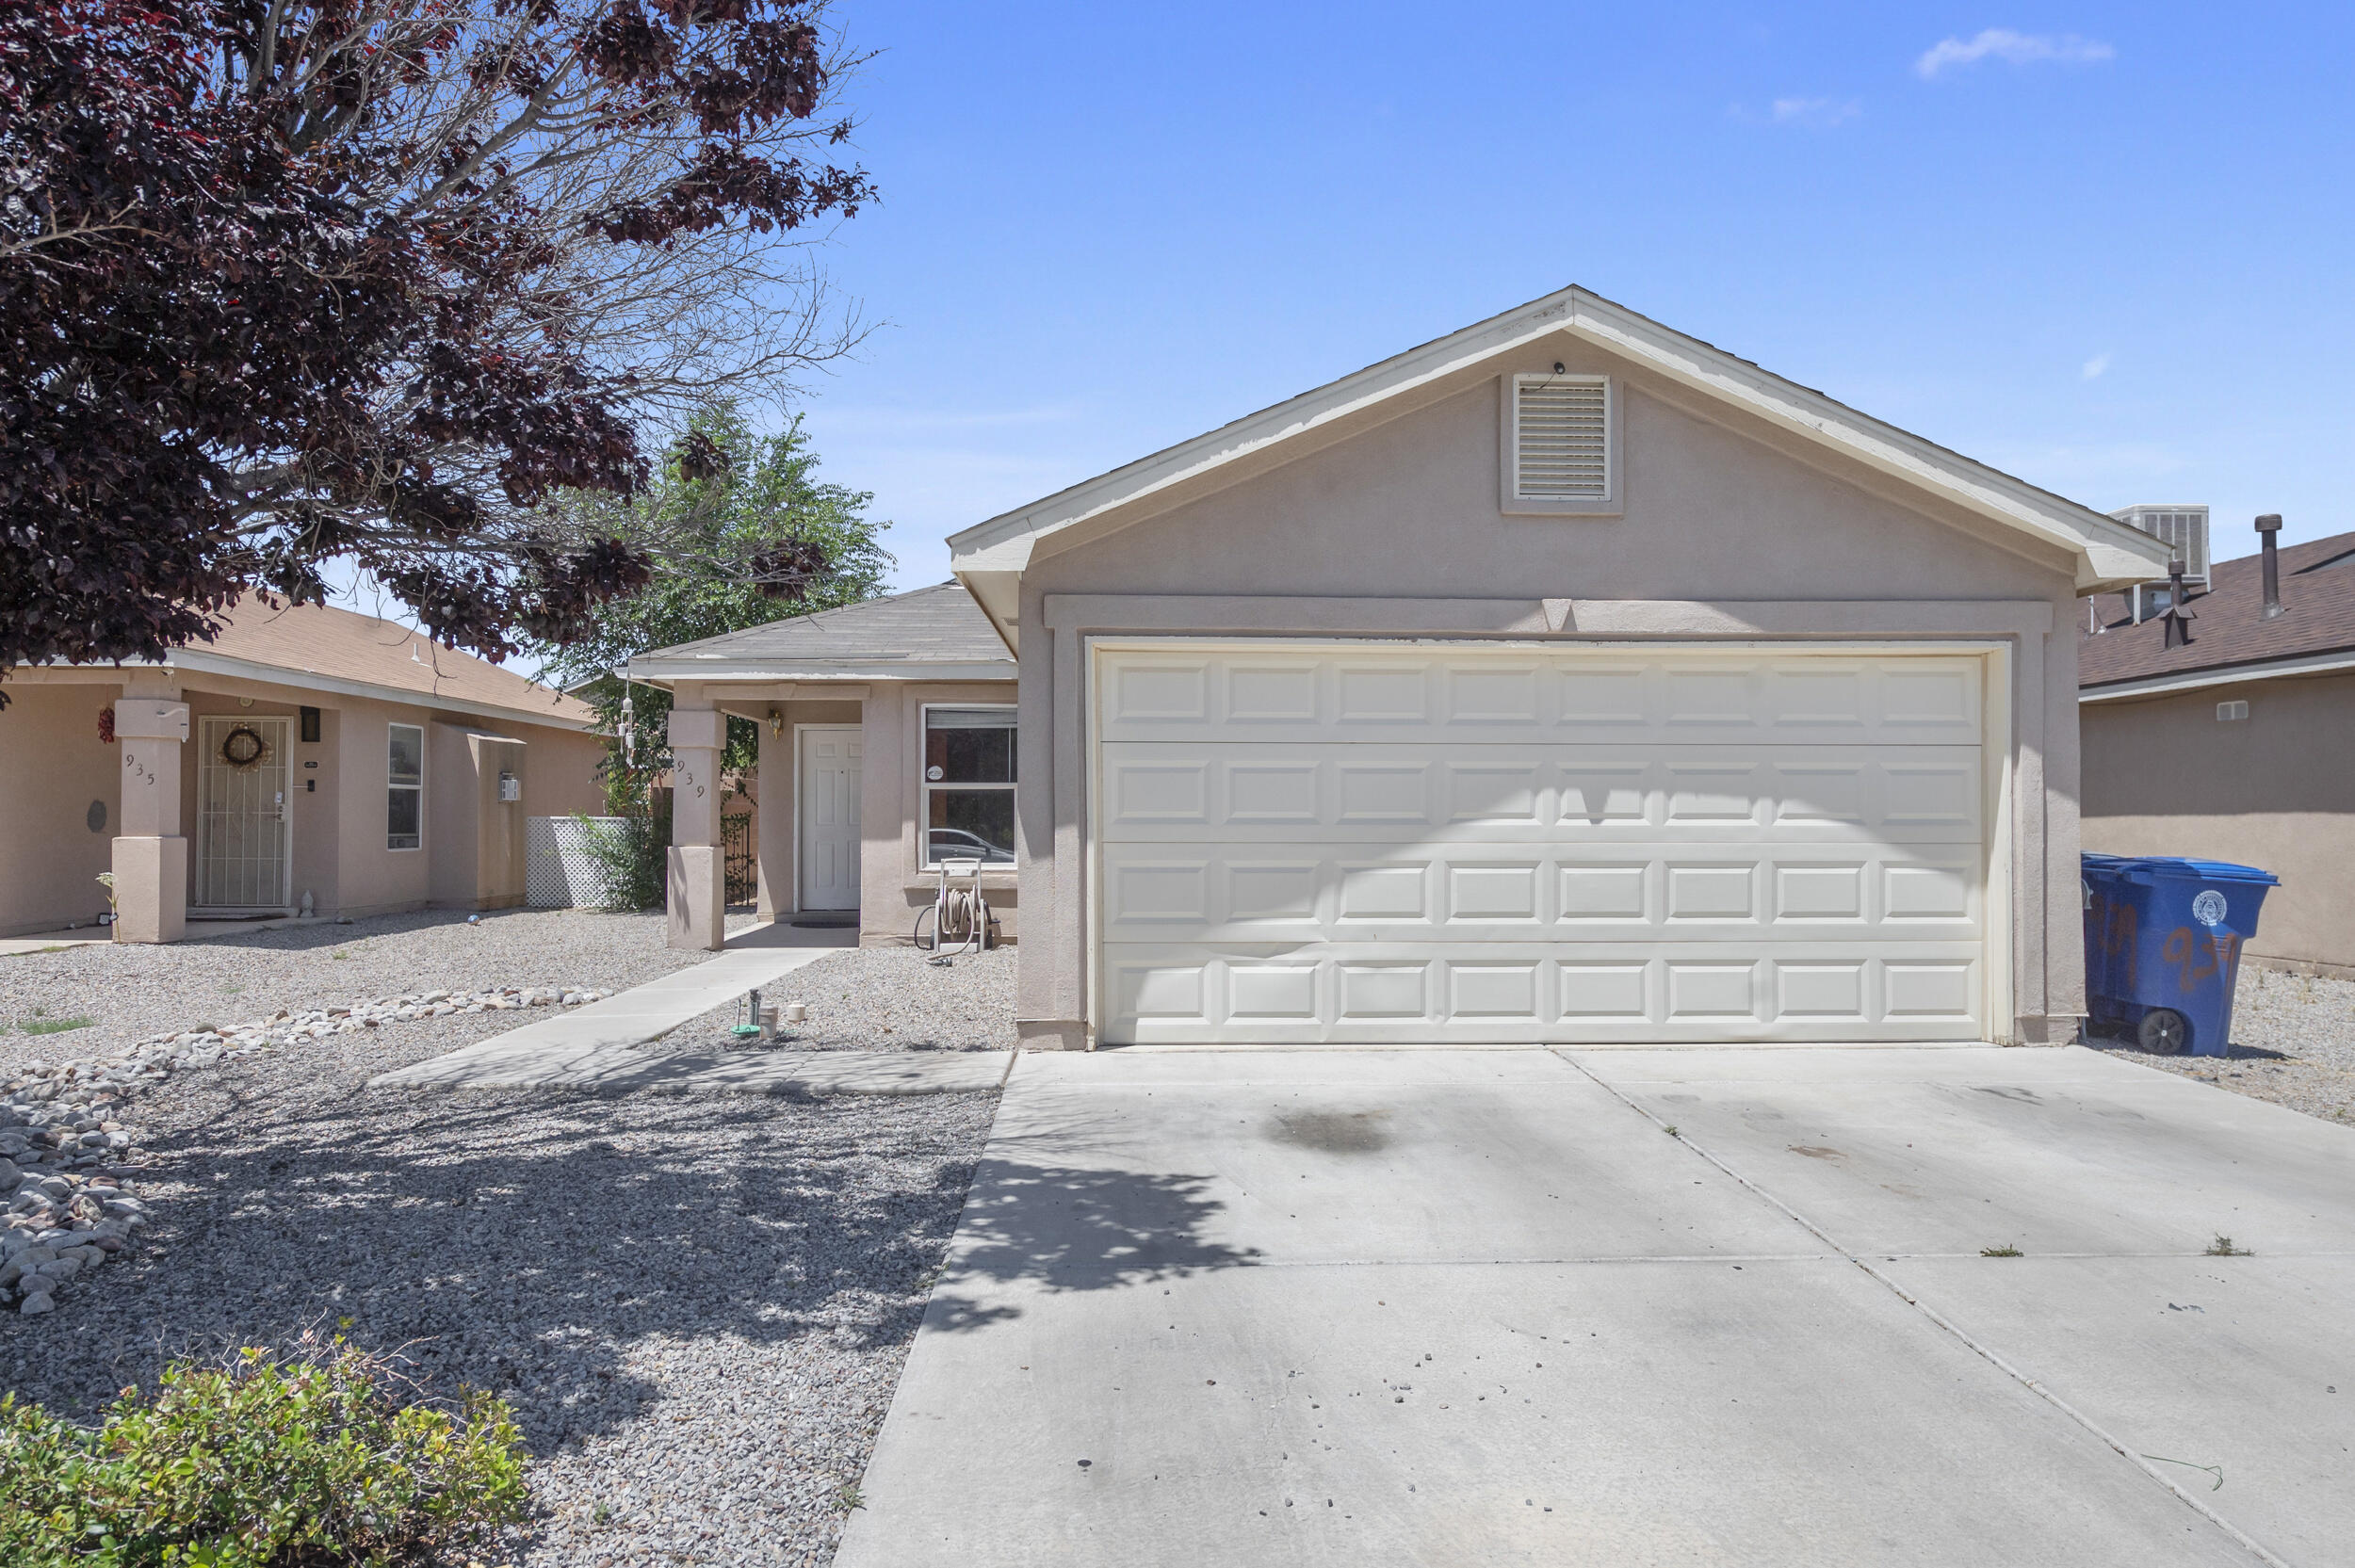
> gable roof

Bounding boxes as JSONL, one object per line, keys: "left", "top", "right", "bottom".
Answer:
{"left": 628, "top": 582, "right": 1016, "bottom": 684}
{"left": 947, "top": 284, "right": 2175, "bottom": 649}
{"left": 2080, "top": 530, "right": 2355, "bottom": 700}
{"left": 99, "top": 598, "right": 594, "bottom": 730}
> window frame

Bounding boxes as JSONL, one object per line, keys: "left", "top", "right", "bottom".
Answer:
{"left": 918, "top": 702, "right": 1016, "bottom": 872}
{"left": 387, "top": 721, "right": 424, "bottom": 851}
{"left": 1499, "top": 370, "right": 1622, "bottom": 517}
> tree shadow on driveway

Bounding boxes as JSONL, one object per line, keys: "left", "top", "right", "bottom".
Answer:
{"left": 923, "top": 1153, "right": 1259, "bottom": 1332}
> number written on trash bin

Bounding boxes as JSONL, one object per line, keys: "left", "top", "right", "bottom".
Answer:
{"left": 2092, "top": 896, "right": 2138, "bottom": 988}
{"left": 2161, "top": 926, "right": 2238, "bottom": 994}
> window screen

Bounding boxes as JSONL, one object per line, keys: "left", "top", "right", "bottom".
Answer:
{"left": 388, "top": 723, "right": 423, "bottom": 849}
{"left": 922, "top": 706, "right": 1015, "bottom": 866}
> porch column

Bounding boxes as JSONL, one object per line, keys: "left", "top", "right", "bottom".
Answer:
{"left": 755, "top": 709, "right": 790, "bottom": 923}
{"left": 666, "top": 699, "right": 725, "bottom": 950}
{"left": 111, "top": 687, "right": 190, "bottom": 944}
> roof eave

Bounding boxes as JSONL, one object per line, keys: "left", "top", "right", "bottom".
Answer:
{"left": 79, "top": 648, "right": 596, "bottom": 731}
{"left": 629, "top": 658, "right": 1016, "bottom": 687}
{"left": 2081, "top": 646, "right": 2355, "bottom": 703}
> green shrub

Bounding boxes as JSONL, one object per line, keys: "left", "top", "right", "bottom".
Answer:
{"left": 0, "top": 1343, "right": 528, "bottom": 1568}
{"left": 572, "top": 807, "right": 670, "bottom": 913}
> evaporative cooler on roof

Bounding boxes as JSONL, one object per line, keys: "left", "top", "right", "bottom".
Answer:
{"left": 2109, "top": 504, "right": 2211, "bottom": 624}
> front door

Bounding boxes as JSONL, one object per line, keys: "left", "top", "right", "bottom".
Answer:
{"left": 197, "top": 715, "right": 293, "bottom": 911}
{"left": 799, "top": 727, "right": 862, "bottom": 912}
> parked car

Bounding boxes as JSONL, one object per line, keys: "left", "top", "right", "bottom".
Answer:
{"left": 926, "top": 828, "right": 1015, "bottom": 865}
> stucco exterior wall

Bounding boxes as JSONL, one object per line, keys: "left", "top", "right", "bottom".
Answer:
{"left": 2082, "top": 671, "right": 2355, "bottom": 973}
{"left": 0, "top": 684, "right": 124, "bottom": 936}
{"left": 1010, "top": 328, "right": 2086, "bottom": 1046}
{"left": 517, "top": 723, "right": 612, "bottom": 819}
{"left": 2, "top": 667, "right": 603, "bottom": 934}
{"left": 859, "top": 682, "right": 1020, "bottom": 946}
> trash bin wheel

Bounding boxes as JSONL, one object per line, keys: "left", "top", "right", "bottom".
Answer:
{"left": 2136, "top": 1008, "right": 2190, "bottom": 1056}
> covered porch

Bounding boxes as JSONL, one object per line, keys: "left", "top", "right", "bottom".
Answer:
{"left": 630, "top": 584, "right": 1019, "bottom": 952}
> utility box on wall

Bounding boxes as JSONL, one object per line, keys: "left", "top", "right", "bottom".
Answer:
{"left": 498, "top": 771, "right": 520, "bottom": 803}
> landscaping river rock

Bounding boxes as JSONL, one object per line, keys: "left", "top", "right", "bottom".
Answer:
{"left": 1, "top": 985, "right": 610, "bottom": 1315}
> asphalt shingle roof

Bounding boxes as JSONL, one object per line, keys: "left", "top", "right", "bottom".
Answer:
{"left": 127, "top": 598, "right": 594, "bottom": 726}
{"left": 642, "top": 582, "right": 1014, "bottom": 667}
{"left": 2080, "top": 530, "right": 2355, "bottom": 689}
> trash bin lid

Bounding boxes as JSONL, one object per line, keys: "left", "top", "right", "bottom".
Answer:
{"left": 2102, "top": 855, "right": 2279, "bottom": 887}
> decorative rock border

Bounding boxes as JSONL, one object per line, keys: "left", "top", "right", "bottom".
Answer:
{"left": 1, "top": 985, "right": 611, "bottom": 1316}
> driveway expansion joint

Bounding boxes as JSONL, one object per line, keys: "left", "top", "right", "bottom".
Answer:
{"left": 1556, "top": 1048, "right": 2298, "bottom": 1568}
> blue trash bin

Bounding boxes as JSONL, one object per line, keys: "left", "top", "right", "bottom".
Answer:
{"left": 2082, "top": 854, "right": 2278, "bottom": 1056}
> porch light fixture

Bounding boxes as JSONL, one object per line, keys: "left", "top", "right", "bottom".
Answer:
{"left": 768, "top": 708, "right": 785, "bottom": 738}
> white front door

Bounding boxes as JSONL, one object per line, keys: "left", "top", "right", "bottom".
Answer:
{"left": 1092, "top": 641, "right": 1994, "bottom": 1045}
{"left": 799, "top": 727, "right": 863, "bottom": 912}
{"left": 197, "top": 716, "right": 293, "bottom": 911}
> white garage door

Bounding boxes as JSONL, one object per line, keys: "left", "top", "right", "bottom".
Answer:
{"left": 1093, "top": 642, "right": 1991, "bottom": 1044}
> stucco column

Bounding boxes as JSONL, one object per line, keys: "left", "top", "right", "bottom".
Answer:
{"left": 111, "top": 692, "right": 190, "bottom": 944}
{"left": 755, "top": 710, "right": 789, "bottom": 923}
{"left": 666, "top": 701, "right": 725, "bottom": 950}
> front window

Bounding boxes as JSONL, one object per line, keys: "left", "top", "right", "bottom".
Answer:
{"left": 387, "top": 723, "right": 423, "bottom": 849}
{"left": 922, "top": 705, "right": 1015, "bottom": 867}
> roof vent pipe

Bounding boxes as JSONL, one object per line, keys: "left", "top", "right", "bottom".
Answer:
{"left": 2256, "top": 513, "right": 2284, "bottom": 620}
{"left": 2162, "top": 559, "right": 2195, "bottom": 649}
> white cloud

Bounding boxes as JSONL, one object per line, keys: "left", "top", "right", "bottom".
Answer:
{"left": 2082, "top": 352, "right": 2111, "bottom": 380}
{"left": 1769, "top": 97, "right": 1862, "bottom": 127}
{"left": 1915, "top": 29, "right": 2115, "bottom": 79}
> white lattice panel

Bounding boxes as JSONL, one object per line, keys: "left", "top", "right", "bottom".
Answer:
{"left": 527, "top": 816, "right": 623, "bottom": 909}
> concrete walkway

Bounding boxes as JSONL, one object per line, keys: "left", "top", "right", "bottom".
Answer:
{"left": 836, "top": 1046, "right": 2355, "bottom": 1567}
{"left": 369, "top": 924, "right": 1010, "bottom": 1096}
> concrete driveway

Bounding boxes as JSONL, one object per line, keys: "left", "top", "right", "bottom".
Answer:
{"left": 834, "top": 1048, "right": 2355, "bottom": 1567}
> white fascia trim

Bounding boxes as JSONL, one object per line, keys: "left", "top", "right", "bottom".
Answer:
{"left": 944, "top": 285, "right": 2175, "bottom": 592}
{"left": 629, "top": 659, "right": 1016, "bottom": 686}
{"left": 103, "top": 649, "right": 595, "bottom": 732}
{"left": 2080, "top": 648, "right": 2355, "bottom": 703}
{"left": 1559, "top": 296, "right": 2171, "bottom": 592}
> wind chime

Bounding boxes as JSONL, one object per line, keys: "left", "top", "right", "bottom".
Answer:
{"left": 618, "top": 655, "right": 641, "bottom": 803}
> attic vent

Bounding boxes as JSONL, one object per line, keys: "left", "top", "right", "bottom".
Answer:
{"left": 1512, "top": 374, "right": 1612, "bottom": 501}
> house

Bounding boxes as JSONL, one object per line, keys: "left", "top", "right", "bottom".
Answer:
{"left": 627, "top": 583, "right": 1017, "bottom": 946}
{"left": 2, "top": 599, "right": 609, "bottom": 941}
{"left": 2082, "top": 519, "right": 2355, "bottom": 976}
{"left": 647, "top": 285, "right": 2174, "bottom": 1048}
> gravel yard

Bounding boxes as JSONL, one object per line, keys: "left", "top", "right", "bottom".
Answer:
{"left": 2083, "top": 963, "right": 2355, "bottom": 1126}
{"left": 0, "top": 908, "right": 751, "bottom": 1075}
{"left": 649, "top": 946, "right": 1017, "bottom": 1057}
{"left": 1, "top": 911, "right": 1008, "bottom": 1567}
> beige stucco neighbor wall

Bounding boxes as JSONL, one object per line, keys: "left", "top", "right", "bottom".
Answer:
{"left": 0, "top": 685, "right": 125, "bottom": 936}
{"left": 2, "top": 666, "right": 604, "bottom": 935}
{"left": 2083, "top": 671, "right": 2355, "bottom": 974}
{"left": 1010, "top": 329, "right": 2087, "bottom": 1047}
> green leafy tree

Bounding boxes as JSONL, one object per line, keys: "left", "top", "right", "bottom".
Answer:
{"left": 535, "top": 399, "right": 892, "bottom": 812}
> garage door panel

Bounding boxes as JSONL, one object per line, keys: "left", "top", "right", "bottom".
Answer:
{"left": 1100, "top": 650, "right": 1982, "bottom": 746}
{"left": 1099, "top": 943, "right": 1986, "bottom": 1043}
{"left": 1099, "top": 743, "right": 1983, "bottom": 844}
{"left": 1096, "top": 644, "right": 1990, "bottom": 1045}
{"left": 1097, "top": 843, "right": 1980, "bottom": 943}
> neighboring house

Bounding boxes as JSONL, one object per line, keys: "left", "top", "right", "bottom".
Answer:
{"left": 647, "top": 284, "right": 2174, "bottom": 1049}
{"left": 629, "top": 583, "right": 1017, "bottom": 946}
{"left": 2081, "top": 523, "right": 2355, "bottom": 976}
{"left": 2, "top": 599, "right": 609, "bottom": 941}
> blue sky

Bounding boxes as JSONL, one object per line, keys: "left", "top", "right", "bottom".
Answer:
{"left": 776, "top": 1, "right": 2354, "bottom": 591}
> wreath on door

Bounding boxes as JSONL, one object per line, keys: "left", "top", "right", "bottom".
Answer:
{"left": 219, "top": 723, "right": 269, "bottom": 768}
